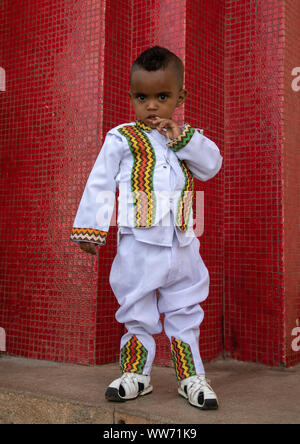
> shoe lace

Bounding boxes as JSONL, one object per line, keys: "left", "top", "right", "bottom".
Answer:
{"left": 121, "top": 372, "right": 138, "bottom": 386}
{"left": 187, "top": 375, "right": 213, "bottom": 395}
{"left": 121, "top": 372, "right": 137, "bottom": 381}
{"left": 119, "top": 373, "right": 139, "bottom": 396}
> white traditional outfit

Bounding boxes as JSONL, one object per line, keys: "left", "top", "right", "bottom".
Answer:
{"left": 70, "top": 120, "right": 222, "bottom": 381}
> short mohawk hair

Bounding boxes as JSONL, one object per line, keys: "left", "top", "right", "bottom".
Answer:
{"left": 130, "top": 46, "right": 184, "bottom": 87}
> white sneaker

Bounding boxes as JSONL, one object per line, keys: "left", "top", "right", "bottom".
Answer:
{"left": 178, "top": 375, "right": 219, "bottom": 410}
{"left": 105, "top": 372, "right": 153, "bottom": 402}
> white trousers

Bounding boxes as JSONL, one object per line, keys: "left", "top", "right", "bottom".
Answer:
{"left": 109, "top": 232, "right": 210, "bottom": 379}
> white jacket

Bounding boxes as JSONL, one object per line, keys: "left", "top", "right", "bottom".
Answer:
{"left": 70, "top": 121, "right": 223, "bottom": 247}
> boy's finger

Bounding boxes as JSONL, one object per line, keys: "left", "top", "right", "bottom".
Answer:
{"left": 87, "top": 244, "right": 97, "bottom": 254}
{"left": 152, "top": 116, "right": 163, "bottom": 122}
{"left": 152, "top": 117, "right": 167, "bottom": 126}
{"left": 157, "top": 118, "right": 169, "bottom": 125}
{"left": 79, "top": 242, "right": 97, "bottom": 255}
{"left": 158, "top": 121, "right": 170, "bottom": 131}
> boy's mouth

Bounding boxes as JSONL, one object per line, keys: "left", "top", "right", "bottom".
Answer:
{"left": 146, "top": 115, "right": 159, "bottom": 124}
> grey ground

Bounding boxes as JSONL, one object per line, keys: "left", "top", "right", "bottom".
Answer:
{"left": 0, "top": 355, "right": 300, "bottom": 424}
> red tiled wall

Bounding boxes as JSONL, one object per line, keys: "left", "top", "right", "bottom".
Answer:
{"left": 283, "top": 0, "right": 300, "bottom": 367}
{"left": 185, "top": 0, "right": 225, "bottom": 365}
{"left": 224, "top": 0, "right": 285, "bottom": 366}
{"left": 95, "top": 0, "right": 132, "bottom": 365}
{"left": 1, "top": 0, "right": 300, "bottom": 368}
{"left": 0, "top": 0, "right": 107, "bottom": 364}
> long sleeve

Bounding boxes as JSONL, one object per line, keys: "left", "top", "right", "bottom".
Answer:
{"left": 70, "top": 132, "right": 124, "bottom": 245}
{"left": 167, "top": 124, "right": 223, "bottom": 181}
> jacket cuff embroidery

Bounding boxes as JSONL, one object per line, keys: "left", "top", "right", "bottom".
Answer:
{"left": 70, "top": 228, "right": 107, "bottom": 245}
{"left": 167, "top": 123, "right": 195, "bottom": 152}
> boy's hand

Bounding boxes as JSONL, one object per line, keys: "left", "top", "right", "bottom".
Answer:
{"left": 151, "top": 117, "right": 182, "bottom": 140}
{"left": 78, "top": 241, "right": 97, "bottom": 255}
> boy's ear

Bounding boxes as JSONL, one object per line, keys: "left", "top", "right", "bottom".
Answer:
{"left": 176, "top": 88, "right": 187, "bottom": 107}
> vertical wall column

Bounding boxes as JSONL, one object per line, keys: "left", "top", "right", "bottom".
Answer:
{"left": 224, "top": 0, "right": 285, "bottom": 366}
{"left": 95, "top": 0, "right": 133, "bottom": 365}
{"left": 0, "top": 0, "right": 107, "bottom": 364}
{"left": 185, "top": 0, "right": 225, "bottom": 364}
{"left": 282, "top": 0, "right": 300, "bottom": 367}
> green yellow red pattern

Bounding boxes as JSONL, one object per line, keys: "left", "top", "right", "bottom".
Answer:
{"left": 171, "top": 337, "right": 196, "bottom": 381}
{"left": 70, "top": 227, "right": 107, "bottom": 245}
{"left": 118, "top": 124, "right": 156, "bottom": 228}
{"left": 167, "top": 123, "right": 195, "bottom": 152}
{"left": 120, "top": 335, "right": 148, "bottom": 374}
{"left": 176, "top": 160, "right": 194, "bottom": 231}
{"left": 135, "top": 120, "right": 152, "bottom": 131}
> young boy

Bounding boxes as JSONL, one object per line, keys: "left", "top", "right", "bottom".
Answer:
{"left": 70, "top": 46, "right": 223, "bottom": 410}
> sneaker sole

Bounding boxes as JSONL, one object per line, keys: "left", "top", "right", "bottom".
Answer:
{"left": 105, "top": 385, "right": 153, "bottom": 402}
{"left": 178, "top": 388, "right": 219, "bottom": 410}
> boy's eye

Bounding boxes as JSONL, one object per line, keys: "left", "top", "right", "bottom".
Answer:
{"left": 135, "top": 94, "right": 169, "bottom": 102}
{"left": 158, "top": 94, "right": 168, "bottom": 101}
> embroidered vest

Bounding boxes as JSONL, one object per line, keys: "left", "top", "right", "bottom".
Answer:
{"left": 117, "top": 122, "right": 194, "bottom": 231}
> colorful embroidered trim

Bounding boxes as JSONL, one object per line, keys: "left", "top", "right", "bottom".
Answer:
{"left": 70, "top": 227, "right": 107, "bottom": 245}
{"left": 135, "top": 120, "right": 152, "bottom": 131}
{"left": 118, "top": 124, "right": 156, "bottom": 228}
{"left": 171, "top": 337, "right": 196, "bottom": 381}
{"left": 120, "top": 335, "right": 148, "bottom": 374}
{"left": 167, "top": 123, "right": 195, "bottom": 152}
{"left": 176, "top": 160, "right": 194, "bottom": 231}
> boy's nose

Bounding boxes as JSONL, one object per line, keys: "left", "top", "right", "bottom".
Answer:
{"left": 146, "top": 100, "right": 158, "bottom": 110}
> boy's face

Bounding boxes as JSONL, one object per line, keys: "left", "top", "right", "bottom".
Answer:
{"left": 129, "top": 68, "right": 187, "bottom": 128}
